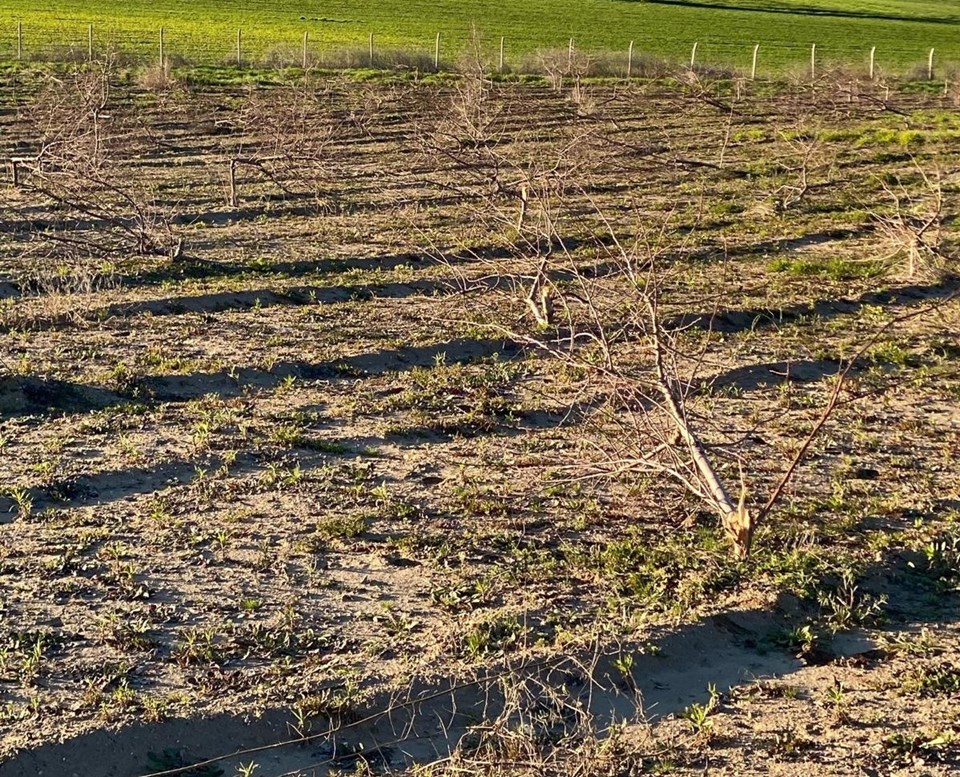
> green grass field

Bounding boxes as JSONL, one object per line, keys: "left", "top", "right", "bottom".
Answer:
{"left": 1, "top": 0, "right": 959, "bottom": 74}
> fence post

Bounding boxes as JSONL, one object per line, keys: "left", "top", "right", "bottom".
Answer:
{"left": 869, "top": 46, "right": 876, "bottom": 80}
{"left": 88, "top": 24, "right": 93, "bottom": 62}
{"left": 928, "top": 48, "right": 935, "bottom": 80}
{"left": 568, "top": 37, "right": 574, "bottom": 70}
{"left": 17, "top": 19, "right": 22, "bottom": 61}
{"left": 751, "top": 43, "right": 759, "bottom": 80}
{"left": 369, "top": 32, "right": 374, "bottom": 66}
{"left": 499, "top": 36, "right": 505, "bottom": 72}
{"left": 690, "top": 41, "right": 698, "bottom": 70}
{"left": 159, "top": 27, "right": 165, "bottom": 70}
{"left": 236, "top": 29, "right": 242, "bottom": 67}
{"left": 228, "top": 159, "right": 237, "bottom": 208}
{"left": 810, "top": 43, "right": 816, "bottom": 81}
{"left": 627, "top": 40, "right": 634, "bottom": 79}
{"left": 302, "top": 32, "right": 308, "bottom": 69}
{"left": 434, "top": 32, "right": 440, "bottom": 70}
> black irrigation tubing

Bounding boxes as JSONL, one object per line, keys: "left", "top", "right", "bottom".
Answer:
{"left": 135, "top": 652, "right": 576, "bottom": 777}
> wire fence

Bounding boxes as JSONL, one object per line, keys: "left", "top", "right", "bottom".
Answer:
{"left": 1, "top": 19, "right": 957, "bottom": 80}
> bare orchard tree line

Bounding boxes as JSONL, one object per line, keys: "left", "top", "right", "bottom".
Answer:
{"left": 5, "top": 62, "right": 181, "bottom": 262}
{"left": 416, "top": 63, "right": 956, "bottom": 558}
{"left": 2, "top": 59, "right": 385, "bottom": 271}
{"left": 2, "top": 58, "right": 955, "bottom": 557}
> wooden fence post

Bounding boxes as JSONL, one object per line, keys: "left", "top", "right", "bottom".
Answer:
{"left": 499, "top": 36, "right": 505, "bottom": 72}
{"left": 928, "top": 48, "right": 935, "bottom": 80}
{"left": 302, "top": 32, "right": 308, "bottom": 69}
{"left": 434, "top": 32, "right": 440, "bottom": 70}
{"left": 17, "top": 19, "right": 22, "bottom": 61}
{"left": 751, "top": 43, "right": 759, "bottom": 80}
{"left": 159, "top": 27, "right": 165, "bottom": 70}
{"left": 88, "top": 24, "right": 93, "bottom": 62}
{"left": 236, "top": 29, "right": 242, "bottom": 67}
{"left": 568, "top": 37, "right": 574, "bottom": 71}
{"left": 228, "top": 159, "right": 237, "bottom": 208}
{"left": 369, "top": 32, "right": 374, "bottom": 67}
{"left": 810, "top": 43, "right": 816, "bottom": 81}
{"left": 690, "top": 41, "right": 698, "bottom": 70}
{"left": 869, "top": 46, "right": 876, "bottom": 80}
{"left": 627, "top": 40, "right": 634, "bottom": 78}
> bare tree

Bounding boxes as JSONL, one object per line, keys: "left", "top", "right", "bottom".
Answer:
{"left": 226, "top": 81, "right": 342, "bottom": 209}
{"left": 872, "top": 165, "right": 951, "bottom": 279}
{"left": 14, "top": 60, "right": 182, "bottom": 260}
{"left": 461, "top": 211, "right": 762, "bottom": 556}
{"left": 418, "top": 71, "right": 888, "bottom": 559}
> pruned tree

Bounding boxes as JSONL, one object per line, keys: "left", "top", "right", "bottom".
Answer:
{"left": 226, "top": 81, "right": 342, "bottom": 209}
{"left": 417, "top": 59, "right": 610, "bottom": 325}
{"left": 13, "top": 60, "right": 183, "bottom": 261}
{"left": 419, "top": 67, "right": 897, "bottom": 559}
{"left": 872, "top": 165, "right": 951, "bottom": 279}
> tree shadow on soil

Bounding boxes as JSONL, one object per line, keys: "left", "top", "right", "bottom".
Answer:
{"left": 668, "top": 272, "right": 960, "bottom": 334}
{"left": 1, "top": 392, "right": 605, "bottom": 515}
{"left": 704, "top": 356, "right": 861, "bottom": 391}
{"left": 682, "top": 226, "right": 874, "bottom": 264}
{"left": 0, "top": 335, "right": 521, "bottom": 423}
{"left": 3, "top": 258, "right": 621, "bottom": 335}
{"left": 2, "top": 558, "right": 956, "bottom": 777}
{"left": 139, "top": 336, "right": 524, "bottom": 402}
{"left": 2, "top": 192, "right": 474, "bottom": 239}
{"left": 0, "top": 605, "right": 808, "bottom": 777}
{"left": 0, "top": 376, "right": 120, "bottom": 418}
{"left": 6, "top": 232, "right": 607, "bottom": 299}
{"left": 0, "top": 280, "right": 444, "bottom": 335}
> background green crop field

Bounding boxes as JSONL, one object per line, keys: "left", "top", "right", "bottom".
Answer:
{"left": 0, "top": 0, "right": 958, "bottom": 73}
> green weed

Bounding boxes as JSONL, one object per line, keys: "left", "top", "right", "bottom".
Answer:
{"left": 315, "top": 514, "right": 367, "bottom": 541}
{"left": 680, "top": 685, "right": 720, "bottom": 734}
{"left": 768, "top": 256, "right": 882, "bottom": 281}
{"left": 463, "top": 614, "right": 524, "bottom": 658}
{"left": 902, "top": 664, "right": 960, "bottom": 697}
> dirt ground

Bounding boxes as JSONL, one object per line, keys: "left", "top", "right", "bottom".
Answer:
{"left": 0, "top": 67, "right": 958, "bottom": 776}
